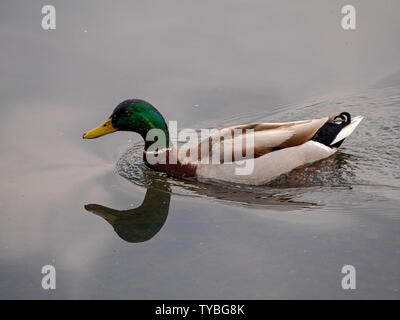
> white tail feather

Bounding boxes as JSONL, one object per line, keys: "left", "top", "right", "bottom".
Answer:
{"left": 330, "top": 115, "right": 364, "bottom": 146}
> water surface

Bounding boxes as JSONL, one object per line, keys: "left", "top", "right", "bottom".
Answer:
{"left": 0, "top": 0, "right": 399, "bottom": 299}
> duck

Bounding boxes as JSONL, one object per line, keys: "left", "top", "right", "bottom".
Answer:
{"left": 83, "top": 99, "right": 363, "bottom": 185}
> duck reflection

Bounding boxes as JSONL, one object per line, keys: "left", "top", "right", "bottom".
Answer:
{"left": 85, "top": 186, "right": 170, "bottom": 243}
{"left": 83, "top": 143, "right": 356, "bottom": 243}
{"left": 85, "top": 182, "right": 318, "bottom": 244}
{"left": 84, "top": 147, "right": 357, "bottom": 243}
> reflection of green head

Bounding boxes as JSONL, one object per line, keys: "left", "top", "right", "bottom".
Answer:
{"left": 85, "top": 187, "right": 171, "bottom": 243}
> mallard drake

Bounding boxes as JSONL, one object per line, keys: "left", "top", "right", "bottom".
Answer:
{"left": 83, "top": 99, "right": 363, "bottom": 185}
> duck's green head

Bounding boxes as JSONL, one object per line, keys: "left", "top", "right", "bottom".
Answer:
{"left": 83, "top": 99, "right": 169, "bottom": 149}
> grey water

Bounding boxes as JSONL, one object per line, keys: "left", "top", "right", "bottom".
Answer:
{"left": 0, "top": 1, "right": 399, "bottom": 299}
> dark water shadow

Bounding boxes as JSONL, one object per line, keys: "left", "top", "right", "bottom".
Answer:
{"left": 168, "top": 180, "right": 318, "bottom": 210}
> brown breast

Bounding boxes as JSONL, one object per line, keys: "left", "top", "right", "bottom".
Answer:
{"left": 143, "top": 149, "right": 197, "bottom": 178}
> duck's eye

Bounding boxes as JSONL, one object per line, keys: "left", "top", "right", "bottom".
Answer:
{"left": 124, "top": 110, "right": 132, "bottom": 116}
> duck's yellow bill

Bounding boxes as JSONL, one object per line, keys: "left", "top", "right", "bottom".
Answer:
{"left": 83, "top": 118, "right": 118, "bottom": 139}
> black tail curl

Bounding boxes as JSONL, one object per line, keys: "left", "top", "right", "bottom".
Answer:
{"left": 334, "top": 112, "right": 351, "bottom": 125}
{"left": 311, "top": 111, "right": 352, "bottom": 147}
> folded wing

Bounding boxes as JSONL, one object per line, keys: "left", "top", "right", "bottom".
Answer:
{"left": 180, "top": 117, "right": 329, "bottom": 163}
